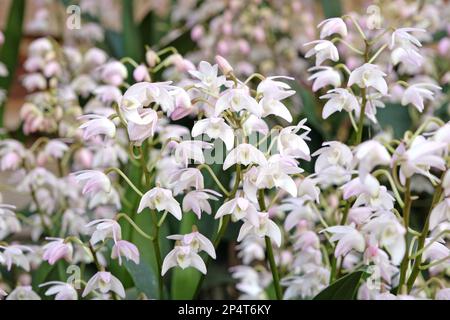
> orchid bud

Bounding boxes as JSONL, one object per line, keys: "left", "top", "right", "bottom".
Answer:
{"left": 145, "top": 49, "right": 159, "bottom": 68}
{"left": 215, "top": 55, "right": 233, "bottom": 75}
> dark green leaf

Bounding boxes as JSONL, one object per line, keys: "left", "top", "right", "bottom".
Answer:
{"left": 320, "top": 0, "right": 342, "bottom": 18}
{"left": 0, "top": 0, "right": 26, "bottom": 125}
{"left": 123, "top": 259, "right": 158, "bottom": 299}
{"left": 313, "top": 270, "right": 368, "bottom": 300}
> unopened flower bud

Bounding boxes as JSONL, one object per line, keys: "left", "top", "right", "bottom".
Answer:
{"left": 215, "top": 55, "right": 233, "bottom": 75}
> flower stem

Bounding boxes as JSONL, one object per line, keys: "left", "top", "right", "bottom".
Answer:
{"left": 104, "top": 167, "right": 144, "bottom": 197}
{"left": 258, "top": 189, "right": 283, "bottom": 300}
{"left": 397, "top": 178, "right": 412, "bottom": 293}
{"left": 151, "top": 210, "right": 164, "bottom": 299}
{"left": 406, "top": 181, "right": 443, "bottom": 292}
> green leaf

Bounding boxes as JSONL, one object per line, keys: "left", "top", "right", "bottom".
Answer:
{"left": 320, "top": 0, "right": 342, "bottom": 18}
{"left": 123, "top": 259, "right": 158, "bottom": 299}
{"left": 0, "top": 0, "right": 26, "bottom": 125}
{"left": 377, "top": 103, "right": 412, "bottom": 139}
{"left": 313, "top": 270, "right": 368, "bottom": 300}
{"left": 122, "top": 0, "right": 143, "bottom": 62}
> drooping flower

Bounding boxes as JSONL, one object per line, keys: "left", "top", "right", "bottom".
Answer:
{"left": 215, "top": 197, "right": 258, "bottom": 223}
{"left": 0, "top": 245, "right": 33, "bottom": 271}
{"left": 172, "top": 140, "right": 213, "bottom": 167}
{"left": 308, "top": 67, "right": 341, "bottom": 92}
{"left": 313, "top": 141, "right": 353, "bottom": 186}
{"left": 82, "top": 271, "right": 125, "bottom": 298}
{"left": 320, "top": 88, "right": 359, "bottom": 119}
{"left": 318, "top": 18, "right": 348, "bottom": 39}
{"left": 257, "top": 76, "right": 295, "bottom": 122}
{"left": 393, "top": 136, "right": 446, "bottom": 185}
{"left": 401, "top": 83, "right": 442, "bottom": 112}
{"left": 72, "top": 170, "right": 111, "bottom": 195}
{"left": 42, "top": 238, "right": 73, "bottom": 265}
{"left": 137, "top": 187, "right": 182, "bottom": 220}
{"left": 215, "top": 88, "right": 262, "bottom": 117}
{"left": 39, "top": 282, "right": 78, "bottom": 300}
{"left": 277, "top": 120, "right": 311, "bottom": 160}
{"left": 161, "top": 245, "right": 207, "bottom": 275}
{"left": 111, "top": 240, "right": 140, "bottom": 265}
{"left": 167, "top": 231, "right": 216, "bottom": 259}
{"left": 223, "top": 143, "right": 267, "bottom": 170}
{"left": 429, "top": 198, "right": 450, "bottom": 230}
{"left": 6, "top": 286, "right": 40, "bottom": 300}
{"left": 85, "top": 219, "right": 122, "bottom": 245}
{"left": 354, "top": 140, "right": 391, "bottom": 176}
{"left": 237, "top": 211, "right": 282, "bottom": 247}
{"left": 182, "top": 189, "right": 221, "bottom": 218}
{"left": 192, "top": 117, "right": 235, "bottom": 150}
{"left": 390, "top": 28, "right": 426, "bottom": 50}
{"left": 304, "top": 40, "right": 339, "bottom": 66}
{"left": 348, "top": 64, "right": 388, "bottom": 95}
{"left": 324, "top": 224, "right": 366, "bottom": 258}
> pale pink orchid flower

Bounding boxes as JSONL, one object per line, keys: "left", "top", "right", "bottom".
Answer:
{"left": 354, "top": 140, "right": 391, "bottom": 176}
{"left": 82, "top": 271, "right": 125, "bottom": 298}
{"left": 348, "top": 63, "right": 388, "bottom": 95}
{"left": 362, "top": 213, "right": 406, "bottom": 265}
{"left": 173, "top": 140, "right": 213, "bottom": 167}
{"left": 133, "top": 64, "right": 150, "bottom": 82}
{"left": 6, "top": 286, "right": 40, "bottom": 300}
{"left": 401, "top": 83, "right": 441, "bottom": 112}
{"left": 192, "top": 117, "right": 235, "bottom": 150}
{"left": 313, "top": 141, "right": 353, "bottom": 186}
{"left": 0, "top": 245, "right": 33, "bottom": 271}
{"left": 182, "top": 189, "right": 221, "bottom": 218}
{"left": 79, "top": 114, "right": 116, "bottom": 140}
{"left": 215, "top": 55, "right": 233, "bottom": 75}
{"left": 215, "top": 88, "right": 262, "bottom": 117}
{"left": 320, "top": 88, "right": 359, "bottom": 119}
{"left": 85, "top": 219, "right": 122, "bottom": 245}
{"left": 94, "top": 85, "right": 122, "bottom": 104}
{"left": 429, "top": 198, "right": 450, "bottom": 230}
{"left": 42, "top": 238, "right": 73, "bottom": 265}
{"left": 84, "top": 47, "right": 108, "bottom": 67}
{"left": 324, "top": 224, "right": 365, "bottom": 258}
{"left": 138, "top": 187, "right": 182, "bottom": 220}
{"left": 277, "top": 119, "right": 311, "bottom": 160}
{"left": 393, "top": 136, "right": 446, "bottom": 185}
{"left": 237, "top": 211, "right": 282, "bottom": 247}
{"left": 304, "top": 40, "right": 339, "bottom": 66}
{"left": 161, "top": 245, "right": 206, "bottom": 275}
{"left": 111, "top": 240, "right": 140, "bottom": 265}
{"left": 390, "top": 27, "right": 426, "bottom": 50}
{"left": 318, "top": 17, "right": 348, "bottom": 39}
{"left": 223, "top": 143, "right": 267, "bottom": 170}
{"left": 169, "top": 168, "right": 204, "bottom": 195}
{"left": 215, "top": 197, "right": 259, "bottom": 223}
{"left": 120, "top": 82, "right": 175, "bottom": 122}
{"left": 189, "top": 61, "right": 228, "bottom": 94}
{"left": 100, "top": 61, "right": 128, "bottom": 86}
{"left": 39, "top": 281, "right": 78, "bottom": 300}
{"left": 167, "top": 231, "right": 216, "bottom": 259}
{"left": 256, "top": 155, "right": 302, "bottom": 197}
{"left": 308, "top": 66, "right": 341, "bottom": 92}
{"left": 72, "top": 170, "right": 111, "bottom": 195}
{"left": 436, "top": 288, "right": 450, "bottom": 300}
{"left": 279, "top": 198, "right": 317, "bottom": 231}
{"left": 126, "top": 108, "right": 158, "bottom": 145}
{"left": 257, "top": 76, "right": 295, "bottom": 122}
{"left": 170, "top": 88, "right": 193, "bottom": 121}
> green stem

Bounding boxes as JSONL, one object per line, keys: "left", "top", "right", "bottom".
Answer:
{"left": 115, "top": 213, "right": 154, "bottom": 241}
{"left": 406, "top": 182, "right": 443, "bottom": 292}
{"left": 151, "top": 211, "right": 164, "bottom": 299}
{"left": 104, "top": 167, "right": 144, "bottom": 197}
{"left": 258, "top": 189, "right": 283, "bottom": 300}
{"left": 397, "top": 178, "right": 412, "bottom": 293}
{"left": 197, "top": 164, "right": 230, "bottom": 197}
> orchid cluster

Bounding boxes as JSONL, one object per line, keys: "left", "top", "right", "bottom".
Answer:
{"left": 0, "top": 2, "right": 449, "bottom": 301}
